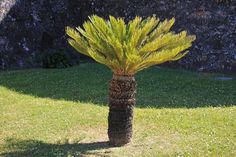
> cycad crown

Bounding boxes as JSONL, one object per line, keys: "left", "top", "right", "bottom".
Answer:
{"left": 66, "top": 15, "right": 196, "bottom": 75}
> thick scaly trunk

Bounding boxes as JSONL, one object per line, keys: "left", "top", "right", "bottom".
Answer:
{"left": 108, "top": 74, "right": 136, "bottom": 146}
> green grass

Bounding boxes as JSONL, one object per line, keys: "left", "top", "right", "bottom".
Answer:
{"left": 0, "top": 63, "right": 235, "bottom": 157}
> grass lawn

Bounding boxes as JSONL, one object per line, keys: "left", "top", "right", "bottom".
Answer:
{"left": 0, "top": 63, "right": 236, "bottom": 157}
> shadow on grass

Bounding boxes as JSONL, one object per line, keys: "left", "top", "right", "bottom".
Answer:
{"left": 0, "top": 64, "right": 235, "bottom": 108}
{"left": 1, "top": 138, "right": 112, "bottom": 157}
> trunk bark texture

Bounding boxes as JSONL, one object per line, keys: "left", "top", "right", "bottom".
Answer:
{"left": 108, "top": 74, "right": 136, "bottom": 146}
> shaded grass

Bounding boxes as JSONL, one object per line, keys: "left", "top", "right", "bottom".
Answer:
{"left": 0, "top": 63, "right": 236, "bottom": 156}
{"left": 0, "top": 63, "right": 235, "bottom": 108}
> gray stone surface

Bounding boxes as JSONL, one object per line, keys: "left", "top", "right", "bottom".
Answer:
{"left": 215, "top": 76, "right": 233, "bottom": 80}
{"left": 0, "top": 0, "right": 86, "bottom": 69}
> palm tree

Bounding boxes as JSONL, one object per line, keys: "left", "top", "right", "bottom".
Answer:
{"left": 66, "top": 15, "right": 195, "bottom": 146}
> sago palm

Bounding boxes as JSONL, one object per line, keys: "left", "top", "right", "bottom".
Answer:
{"left": 66, "top": 15, "right": 195, "bottom": 146}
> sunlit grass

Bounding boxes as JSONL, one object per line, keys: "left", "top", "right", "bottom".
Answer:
{"left": 0, "top": 63, "right": 235, "bottom": 156}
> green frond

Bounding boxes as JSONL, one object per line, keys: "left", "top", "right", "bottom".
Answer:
{"left": 137, "top": 16, "right": 159, "bottom": 47}
{"left": 87, "top": 48, "right": 106, "bottom": 64}
{"left": 108, "top": 37, "right": 124, "bottom": 63}
{"left": 109, "top": 16, "right": 126, "bottom": 43}
{"left": 139, "top": 32, "right": 174, "bottom": 55}
{"left": 66, "top": 15, "right": 195, "bottom": 75}
{"left": 171, "top": 51, "right": 189, "bottom": 61}
{"left": 67, "top": 39, "right": 88, "bottom": 56}
{"left": 147, "top": 18, "right": 175, "bottom": 43}
{"left": 127, "top": 16, "right": 142, "bottom": 40}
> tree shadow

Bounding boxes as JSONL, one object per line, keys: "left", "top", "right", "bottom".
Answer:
{"left": 0, "top": 64, "right": 235, "bottom": 108}
{"left": 1, "top": 138, "right": 112, "bottom": 157}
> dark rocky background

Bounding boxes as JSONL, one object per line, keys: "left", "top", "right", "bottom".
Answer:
{"left": 0, "top": 0, "right": 236, "bottom": 72}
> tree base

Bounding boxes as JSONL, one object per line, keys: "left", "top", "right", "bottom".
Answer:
{"left": 108, "top": 104, "right": 134, "bottom": 146}
{"left": 109, "top": 137, "right": 131, "bottom": 147}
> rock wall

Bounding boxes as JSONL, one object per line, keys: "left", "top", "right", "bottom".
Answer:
{"left": 0, "top": 0, "right": 236, "bottom": 72}
{"left": 0, "top": 0, "right": 88, "bottom": 69}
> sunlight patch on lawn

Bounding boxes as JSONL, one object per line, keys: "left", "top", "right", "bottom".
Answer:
{"left": 1, "top": 64, "right": 236, "bottom": 156}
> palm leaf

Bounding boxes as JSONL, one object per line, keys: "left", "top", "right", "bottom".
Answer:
{"left": 66, "top": 15, "right": 196, "bottom": 75}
